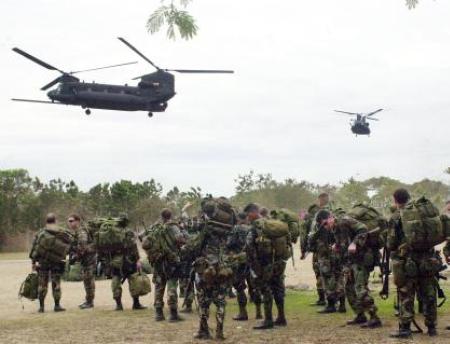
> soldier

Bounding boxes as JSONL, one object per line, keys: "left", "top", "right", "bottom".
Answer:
{"left": 109, "top": 214, "right": 146, "bottom": 311}
{"left": 308, "top": 208, "right": 345, "bottom": 314}
{"left": 29, "top": 213, "right": 67, "bottom": 313}
{"left": 227, "top": 212, "right": 262, "bottom": 321}
{"left": 316, "top": 210, "right": 382, "bottom": 328}
{"left": 388, "top": 189, "right": 438, "bottom": 338}
{"left": 67, "top": 214, "right": 96, "bottom": 309}
{"left": 300, "top": 193, "right": 332, "bottom": 307}
{"left": 190, "top": 197, "right": 235, "bottom": 340}
{"left": 245, "top": 203, "right": 287, "bottom": 330}
{"left": 443, "top": 201, "right": 450, "bottom": 331}
{"left": 153, "top": 209, "right": 186, "bottom": 322}
{"left": 178, "top": 218, "right": 195, "bottom": 314}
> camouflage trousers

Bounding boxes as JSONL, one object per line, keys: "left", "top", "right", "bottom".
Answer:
{"left": 393, "top": 257, "right": 437, "bottom": 328}
{"left": 312, "top": 252, "right": 324, "bottom": 293}
{"left": 179, "top": 277, "right": 194, "bottom": 307}
{"left": 81, "top": 263, "right": 96, "bottom": 302}
{"left": 318, "top": 257, "right": 344, "bottom": 302}
{"left": 233, "top": 265, "right": 262, "bottom": 307}
{"left": 111, "top": 267, "right": 137, "bottom": 299}
{"left": 38, "top": 266, "right": 63, "bottom": 302}
{"left": 253, "top": 260, "right": 286, "bottom": 316}
{"left": 343, "top": 264, "right": 378, "bottom": 317}
{"left": 195, "top": 279, "right": 227, "bottom": 332}
{"left": 153, "top": 273, "right": 179, "bottom": 309}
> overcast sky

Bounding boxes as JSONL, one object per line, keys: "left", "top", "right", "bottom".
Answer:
{"left": 0, "top": 0, "right": 449, "bottom": 196}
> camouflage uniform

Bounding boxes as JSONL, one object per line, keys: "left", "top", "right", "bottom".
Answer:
{"left": 152, "top": 221, "right": 185, "bottom": 320}
{"left": 227, "top": 223, "right": 262, "bottom": 320}
{"left": 246, "top": 218, "right": 288, "bottom": 328}
{"left": 387, "top": 208, "right": 437, "bottom": 333}
{"left": 192, "top": 223, "right": 232, "bottom": 340}
{"left": 29, "top": 224, "right": 65, "bottom": 311}
{"left": 332, "top": 216, "right": 381, "bottom": 326}
{"left": 73, "top": 225, "right": 96, "bottom": 305}
{"left": 308, "top": 217, "right": 345, "bottom": 311}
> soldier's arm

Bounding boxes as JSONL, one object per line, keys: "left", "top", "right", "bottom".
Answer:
{"left": 29, "top": 230, "right": 41, "bottom": 263}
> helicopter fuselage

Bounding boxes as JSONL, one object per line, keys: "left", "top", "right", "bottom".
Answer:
{"left": 350, "top": 120, "right": 370, "bottom": 135}
{"left": 47, "top": 70, "right": 176, "bottom": 112}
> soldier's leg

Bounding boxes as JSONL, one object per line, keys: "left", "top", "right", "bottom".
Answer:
{"left": 272, "top": 271, "right": 287, "bottom": 326}
{"left": 213, "top": 286, "right": 227, "bottom": 340}
{"left": 233, "top": 274, "right": 248, "bottom": 321}
{"left": 390, "top": 276, "right": 415, "bottom": 338}
{"left": 312, "top": 253, "right": 326, "bottom": 306}
{"left": 336, "top": 265, "right": 346, "bottom": 313}
{"left": 111, "top": 268, "right": 123, "bottom": 310}
{"left": 419, "top": 275, "right": 437, "bottom": 336}
{"left": 152, "top": 272, "right": 167, "bottom": 320}
{"left": 80, "top": 263, "right": 95, "bottom": 308}
{"left": 195, "top": 282, "right": 212, "bottom": 339}
{"left": 352, "top": 264, "right": 381, "bottom": 328}
{"left": 51, "top": 270, "right": 65, "bottom": 312}
{"left": 168, "top": 277, "right": 183, "bottom": 321}
{"left": 37, "top": 269, "right": 50, "bottom": 312}
{"left": 247, "top": 275, "right": 262, "bottom": 319}
{"left": 318, "top": 258, "right": 337, "bottom": 313}
{"left": 344, "top": 266, "right": 366, "bottom": 324}
{"left": 254, "top": 265, "right": 274, "bottom": 329}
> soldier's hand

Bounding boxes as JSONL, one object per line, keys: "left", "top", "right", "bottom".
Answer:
{"left": 300, "top": 252, "right": 306, "bottom": 260}
{"left": 446, "top": 255, "right": 450, "bottom": 265}
{"left": 348, "top": 242, "right": 357, "bottom": 254}
{"left": 32, "top": 262, "right": 39, "bottom": 271}
{"left": 136, "top": 260, "right": 142, "bottom": 272}
{"left": 332, "top": 243, "right": 339, "bottom": 253}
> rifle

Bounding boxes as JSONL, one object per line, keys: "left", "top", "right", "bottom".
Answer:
{"left": 379, "top": 247, "right": 390, "bottom": 300}
{"left": 182, "top": 266, "right": 196, "bottom": 310}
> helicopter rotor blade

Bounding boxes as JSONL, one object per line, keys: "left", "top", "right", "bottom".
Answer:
{"left": 334, "top": 110, "right": 359, "bottom": 116}
{"left": 366, "top": 117, "right": 380, "bottom": 121}
{"left": 165, "top": 69, "right": 234, "bottom": 74}
{"left": 366, "top": 108, "right": 383, "bottom": 117}
{"left": 41, "top": 77, "right": 63, "bottom": 91}
{"left": 12, "top": 47, "right": 65, "bottom": 73}
{"left": 11, "top": 98, "right": 64, "bottom": 105}
{"left": 70, "top": 61, "right": 138, "bottom": 74}
{"left": 117, "top": 37, "right": 160, "bottom": 70}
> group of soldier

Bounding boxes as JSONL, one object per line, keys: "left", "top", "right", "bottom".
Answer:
{"left": 28, "top": 190, "right": 450, "bottom": 340}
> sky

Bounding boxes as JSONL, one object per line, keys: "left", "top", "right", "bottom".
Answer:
{"left": 0, "top": 0, "right": 449, "bottom": 196}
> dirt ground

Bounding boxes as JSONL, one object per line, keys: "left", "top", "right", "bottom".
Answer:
{"left": 1, "top": 254, "right": 449, "bottom": 344}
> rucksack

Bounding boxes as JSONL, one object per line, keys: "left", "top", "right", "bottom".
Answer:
{"left": 18, "top": 272, "right": 38, "bottom": 300}
{"left": 201, "top": 197, "right": 236, "bottom": 225}
{"left": 400, "top": 196, "right": 445, "bottom": 250}
{"left": 270, "top": 208, "right": 301, "bottom": 243}
{"left": 128, "top": 272, "right": 152, "bottom": 297}
{"left": 441, "top": 214, "right": 450, "bottom": 238}
{"left": 254, "top": 219, "right": 291, "bottom": 260}
{"left": 34, "top": 227, "right": 73, "bottom": 264}
{"left": 141, "top": 223, "right": 179, "bottom": 264}
{"left": 94, "top": 219, "right": 128, "bottom": 253}
{"left": 347, "top": 204, "right": 387, "bottom": 249}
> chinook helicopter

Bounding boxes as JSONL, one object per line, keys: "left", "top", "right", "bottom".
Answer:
{"left": 334, "top": 108, "right": 383, "bottom": 136}
{"left": 12, "top": 38, "right": 234, "bottom": 117}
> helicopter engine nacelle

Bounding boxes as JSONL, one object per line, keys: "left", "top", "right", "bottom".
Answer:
{"left": 138, "top": 70, "right": 175, "bottom": 101}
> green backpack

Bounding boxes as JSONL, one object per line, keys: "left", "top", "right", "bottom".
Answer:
{"left": 201, "top": 197, "right": 236, "bottom": 225}
{"left": 18, "top": 272, "right": 38, "bottom": 300}
{"left": 347, "top": 204, "right": 387, "bottom": 249}
{"left": 141, "top": 223, "right": 178, "bottom": 264}
{"left": 255, "top": 219, "right": 291, "bottom": 260}
{"left": 270, "top": 208, "right": 301, "bottom": 243}
{"left": 94, "top": 219, "right": 126, "bottom": 253}
{"left": 129, "top": 272, "right": 152, "bottom": 297}
{"left": 34, "top": 227, "right": 73, "bottom": 264}
{"left": 401, "top": 196, "right": 445, "bottom": 250}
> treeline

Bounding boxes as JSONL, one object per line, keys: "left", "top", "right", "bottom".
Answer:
{"left": 0, "top": 169, "right": 449, "bottom": 251}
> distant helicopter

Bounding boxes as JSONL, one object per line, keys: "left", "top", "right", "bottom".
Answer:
{"left": 11, "top": 38, "right": 234, "bottom": 117}
{"left": 334, "top": 108, "right": 383, "bottom": 136}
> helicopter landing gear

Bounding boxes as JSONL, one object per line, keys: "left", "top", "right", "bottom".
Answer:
{"left": 85, "top": 109, "right": 91, "bottom": 115}
{"left": 148, "top": 112, "right": 153, "bottom": 118}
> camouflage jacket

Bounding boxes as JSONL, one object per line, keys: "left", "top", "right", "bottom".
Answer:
{"left": 72, "top": 225, "right": 96, "bottom": 266}
{"left": 332, "top": 216, "right": 369, "bottom": 263}
{"left": 301, "top": 203, "right": 332, "bottom": 255}
{"left": 226, "top": 224, "right": 250, "bottom": 255}
{"left": 29, "top": 224, "right": 58, "bottom": 263}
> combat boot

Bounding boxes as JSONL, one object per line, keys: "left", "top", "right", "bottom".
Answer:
{"left": 155, "top": 307, "right": 165, "bottom": 321}
{"left": 38, "top": 298, "right": 45, "bottom": 313}
{"left": 79, "top": 301, "right": 94, "bottom": 309}
{"left": 253, "top": 303, "right": 274, "bottom": 330}
{"left": 194, "top": 318, "right": 212, "bottom": 340}
{"left": 255, "top": 302, "right": 263, "bottom": 319}
{"left": 168, "top": 308, "right": 184, "bottom": 322}
{"left": 427, "top": 326, "right": 437, "bottom": 337}
{"left": 390, "top": 324, "right": 412, "bottom": 338}
{"left": 338, "top": 296, "right": 346, "bottom": 313}
{"left": 233, "top": 304, "right": 248, "bottom": 321}
{"left": 347, "top": 313, "right": 367, "bottom": 325}
{"left": 317, "top": 299, "right": 336, "bottom": 314}
{"left": 311, "top": 290, "right": 326, "bottom": 306}
{"left": 54, "top": 300, "right": 66, "bottom": 312}
{"left": 180, "top": 304, "right": 193, "bottom": 314}
{"left": 216, "top": 322, "right": 225, "bottom": 341}
{"left": 274, "top": 300, "right": 287, "bottom": 326}
{"left": 114, "top": 297, "right": 123, "bottom": 311}
{"left": 361, "top": 317, "right": 382, "bottom": 329}
{"left": 132, "top": 297, "right": 147, "bottom": 310}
